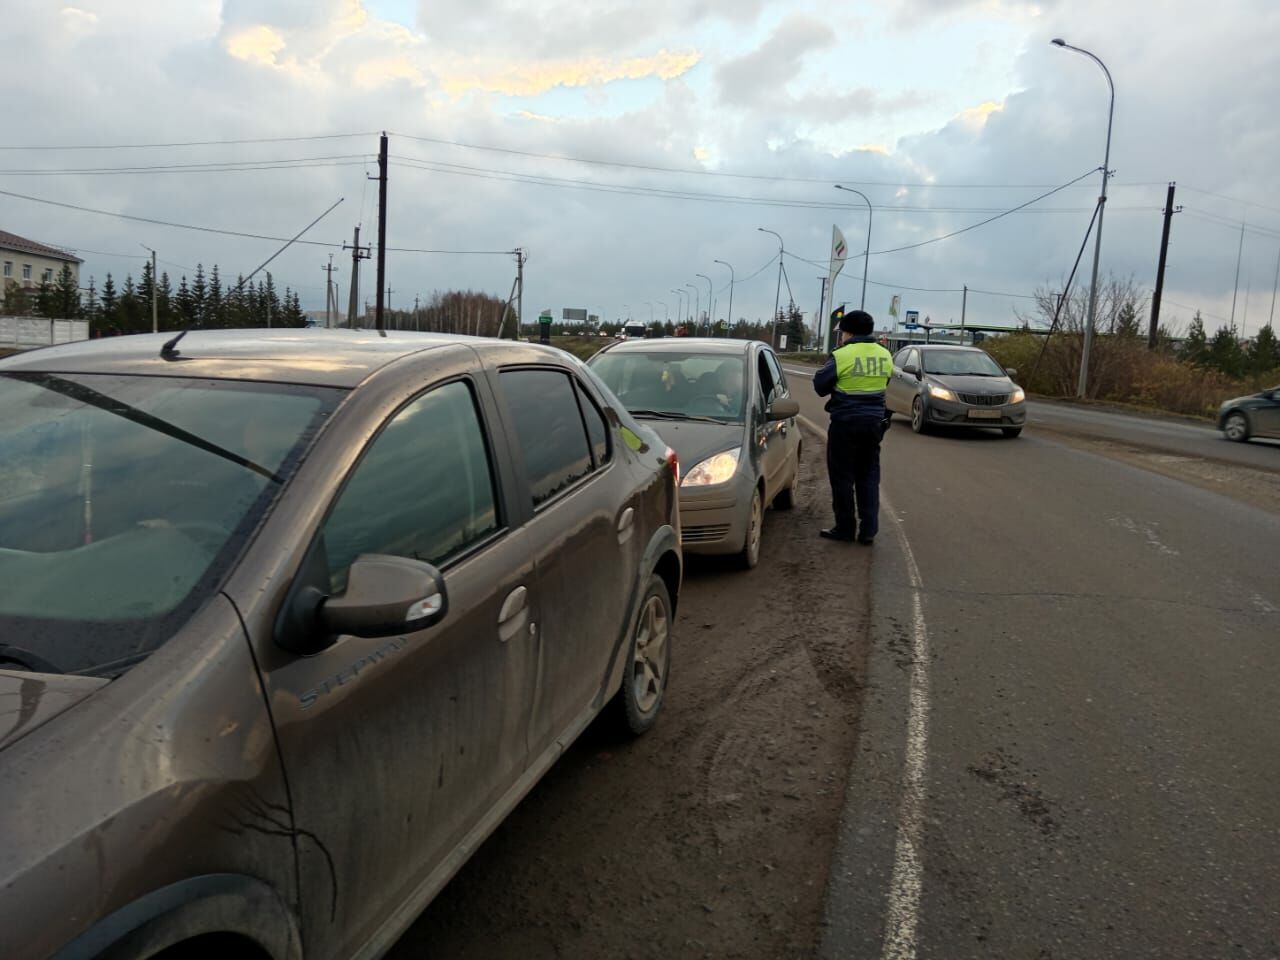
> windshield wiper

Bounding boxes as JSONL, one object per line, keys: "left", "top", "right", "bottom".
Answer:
{"left": 629, "top": 409, "right": 730, "bottom": 424}
{"left": 9, "top": 373, "right": 283, "bottom": 484}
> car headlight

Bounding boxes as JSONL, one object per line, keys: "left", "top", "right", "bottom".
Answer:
{"left": 928, "top": 383, "right": 956, "bottom": 401}
{"left": 682, "top": 447, "right": 741, "bottom": 486}
{"left": 1009, "top": 386, "right": 1026, "bottom": 403}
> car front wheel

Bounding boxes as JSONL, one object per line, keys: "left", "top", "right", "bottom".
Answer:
{"left": 910, "top": 396, "right": 927, "bottom": 434}
{"left": 740, "top": 487, "right": 763, "bottom": 569}
{"left": 1223, "top": 411, "right": 1250, "bottom": 442}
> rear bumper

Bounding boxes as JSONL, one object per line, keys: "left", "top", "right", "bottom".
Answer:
{"left": 926, "top": 399, "right": 1027, "bottom": 428}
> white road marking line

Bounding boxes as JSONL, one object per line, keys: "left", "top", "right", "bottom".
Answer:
{"left": 879, "top": 487, "right": 930, "bottom": 960}
{"left": 799, "top": 413, "right": 931, "bottom": 958}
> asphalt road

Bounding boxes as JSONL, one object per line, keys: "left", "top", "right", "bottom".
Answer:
{"left": 393, "top": 369, "right": 1278, "bottom": 958}
{"left": 782, "top": 369, "right": 1280, "bottom": 959}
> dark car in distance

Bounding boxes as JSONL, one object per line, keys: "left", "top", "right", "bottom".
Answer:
{"left": 1218, "top": 384, "right": 1280, "bottom": 442}
{"left": 886, "top": 344, "right": 1027, "bottom": 437}
{"left": 0, "top": 330, "right": 681, "bottom": 960}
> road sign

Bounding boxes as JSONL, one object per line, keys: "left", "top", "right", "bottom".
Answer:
{"left": 905, "top": 310, "right": 919, "bottom": 326}
{"left": 562, "top": 307, "right": 587, "bottom": 322}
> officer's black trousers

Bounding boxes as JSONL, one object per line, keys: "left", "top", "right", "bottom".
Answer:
{"left": 826, "top": 419, "right": 883, "bottom": 540}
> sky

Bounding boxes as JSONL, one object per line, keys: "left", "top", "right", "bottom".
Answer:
{"left": 2, "top": 0, "right": 1279, "bottom": 336}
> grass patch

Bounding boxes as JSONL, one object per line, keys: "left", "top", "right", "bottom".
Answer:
{"left": 777, "top": 352, "right": 826, "bottom": 365}
{"left": 544, "top": 335, "right": 613, "bottom": 361}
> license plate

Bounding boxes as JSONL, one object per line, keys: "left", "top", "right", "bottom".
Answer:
{"left": 966, "top": 408, "right": 1002, "bottom": 419}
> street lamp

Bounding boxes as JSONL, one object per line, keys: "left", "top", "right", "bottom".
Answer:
{"left": 713, "top": 259, "right": 735, "bottom": 338}
{"left": 657, "top": 299, "right": 668, "bottom": 323}
{"left": 758, "top": 227, "right": 784, "bottom": 346}
{"left": 671, "top": 288, "right": 686, "bottom": 327}
{"left": 645, "top": 301, "right": 654, "bottom": 324}
{"left": 622, "top": 302, "right": 630, "bottom": 321}
{"left": 685, "top": 283, "right": 699, "bottom": 335}
{"left": 1052, "top": 37, "right": 1114, "bottom": 400}
{"left": 696, "top": 273, "right": 713, "bottom": 336}
{"left": 832, "top": 185, "right": 872, "bottom": 310}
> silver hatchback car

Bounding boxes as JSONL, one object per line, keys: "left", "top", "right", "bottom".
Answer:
{"left": 887, "top": 344, "right": 1027, "bottom": 438}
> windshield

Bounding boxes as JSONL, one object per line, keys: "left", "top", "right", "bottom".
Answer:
{"left": 0, "top": 373, "right": 340, "bottom": 677}
{"left": 589, "top": 351, "right": 747, "bottom": 422}
{"left": 922, "top": 350, "right": 1007, "bottom": 377}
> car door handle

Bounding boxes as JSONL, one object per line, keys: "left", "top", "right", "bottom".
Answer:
{"left": 498, "top": 586, "right": 529, "bottom": 643}
{"left": 616, "top": 507, "right": 635, "bottom": 545}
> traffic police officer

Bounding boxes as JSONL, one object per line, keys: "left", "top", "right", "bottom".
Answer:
{"left": 813, "top": 308, "right": 893, "bottom": 544}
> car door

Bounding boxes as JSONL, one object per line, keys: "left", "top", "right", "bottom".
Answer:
{"left": 254, "top": 377, "right": 540, "bottom": 960}
{"left": 887, "top": 348, "right": 912, "bottom": 413}
{"left": 749, "top": 347, "right": 789, "bottom": 500}
{"left": 496, "top": 365, "right": 635, "bottom": 762}
{"left": 763, "top": 348, "right": 800, "bottom": 480}
{"left": 1256, "top": 388, "right": 1280, "bottom": 437}
{"left": 891, "top": 348, "right": 922, "bottom": 413}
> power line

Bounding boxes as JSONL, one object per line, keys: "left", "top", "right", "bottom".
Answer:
{"left": 0, "top": 132, "right": 378, "bottom": 151}
{"left": 1179, "top": 185, "right": 1280, "bottom": 218}
{"left": 1182, "top": 208, "right": 1280, "bottom": 240}
{"left": 0, "top": 155, "right": 372, "bottom": 176}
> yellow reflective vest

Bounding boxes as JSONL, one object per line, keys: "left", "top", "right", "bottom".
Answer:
{"left": 833, "top": 339, "right": 893, "bottom": 395}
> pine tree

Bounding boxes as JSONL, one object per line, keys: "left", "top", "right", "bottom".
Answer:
{"left": 1248, "top": 324, "right": 1280, "bottom": 375}
{"left": 56, "top": 264, "right": 81, "bottom": 319}
{"left": 1181, "top": 312, "right": 1208, "bottom": 366}
{"left": 137, "top": 259, "right": 154, "bottom": 328}
{"left": 1115, "top": 302, "right": 1142, "bottom": 339}
{"left": 3, "top": 280, "right": 33, "bottom": 316}
{"left": 84, "top": 277, "right": 99, "bottom": 327}
{"left": 207, "top": 265, "right": 223, "bottom": 328}
{"left": 100, "top": 273, "right": 119, "bottom": 333}
{"left": 120, "top": 274, "right": 144, "bottom": 333}
{"left": 175, "top": 276, "right": 195, "bottom": 328}
{"left": 192, "top": 264, "right": 208, "bottom": 326}
{"left": 158, "top": 272, "right": 174, "bottom": 330}
{"left": 1206, "top": 325, "right": 1245, "bottom": 378}
{"left": 36, "top": 281, "right": 59, "bottom": 320}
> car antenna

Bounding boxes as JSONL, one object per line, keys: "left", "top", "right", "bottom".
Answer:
{"left": 157, "top": 197, "right": 345, "bottom": 361}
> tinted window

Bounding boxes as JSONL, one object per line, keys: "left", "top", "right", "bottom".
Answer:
{"left": 893, "top": 348, "right": 910, "bottom": 367}
{"left": 323, "top": 380, "right": 499, "bottom": 593}
{"left": 922, "top": 350, "right": 1006, "bottom": 377}
{"left": 574, "top": 379, "right": 610, "bottom": 468}
{"left": 501, "top": 369, "right": 594, "bottom": 507}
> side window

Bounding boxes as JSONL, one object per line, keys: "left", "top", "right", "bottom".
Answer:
{"left": 756, "top": 352, "right": 776, "bottom": 409}
{"left": 893, "top": 348, "right": 909, "bottom": 368}
{"left": 573, "top": 378, "right": 610, "bottom": 468}
{"left": 501, "top": 369, "right": 594, "bottom": 508}
{"left": 906, "top": 349, "right": 920, "bottom": 370}
{"left": 322, "top": 380, "right": 499, "bottom": 592}
{"left": 764, "top": 351, "right": 788, "bottom": 398}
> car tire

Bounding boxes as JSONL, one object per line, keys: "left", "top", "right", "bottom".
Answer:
{"left": 610, "top": 574, "right": 672, "bottom": 737}
{"left": 773, "top": 450, "right": 800, "bottom": 510}
{"left": 910, "top": 396, "right": 928, "bottom": 434}
{"left": 740, "top": 487, "right": 763, "bottom": 569}
{"left": 1223, "top": 411, "right": 1250, "bottom": 443}
{"left": 1002, "top": 427, "right": 1023, "bottom": 438}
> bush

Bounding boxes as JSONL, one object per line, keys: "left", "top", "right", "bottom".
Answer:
{"left": 983, "top": 332, "right": 1279, "bottom": 418}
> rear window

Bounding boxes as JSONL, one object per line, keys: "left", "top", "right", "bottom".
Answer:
{"left": 0, "top": 372, "right": 340, "bottom": 677}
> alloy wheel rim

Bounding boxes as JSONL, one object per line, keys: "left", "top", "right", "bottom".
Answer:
{"left": 749, "top": 491, "right": 762, "bottom": 561}
{"left": 632, "top": 595, "right": 668, "bottom": 713}
{"left": 1226, "top": 414, "right": 1246, "bottom": 440}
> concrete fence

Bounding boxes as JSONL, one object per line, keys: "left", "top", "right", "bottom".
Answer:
{"left": 0, "top": 317, "right": 90, "bottom": 348}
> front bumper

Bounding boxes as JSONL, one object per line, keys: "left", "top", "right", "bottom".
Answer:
{"left": 677, "top": 472, "right": 754, "bottom": 555}
{"left": 926, "top": 397, "right": 1027, "bottom": 428}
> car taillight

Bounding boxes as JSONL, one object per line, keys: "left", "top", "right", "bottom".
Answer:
{"left": 664, "top": 446, "right": 679, "bottom": 484}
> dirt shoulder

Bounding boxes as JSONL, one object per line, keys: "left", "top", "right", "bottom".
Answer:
{"left": 394, "top": 449, "right": 873, "bottom": 959}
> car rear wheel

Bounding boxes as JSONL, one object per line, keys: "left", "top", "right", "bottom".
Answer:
{"left": 1224, "top": 411, "right": 1250, "bottom": 442}
{"left": 610, "top": 574, "right": 672, "bottom": 737}
{"left": 773, "top": 449, "right": 800, "bottom": 510}
{"left": 910, "top": 396, "right": 927, "bottom": 434}
{"left": 740, "top": 487, "right": 763, "bottom": 569}
{"left": 1002, "top": 426, "right": 1023, "bottom": 438}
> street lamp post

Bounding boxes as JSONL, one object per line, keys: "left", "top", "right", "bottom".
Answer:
{"left": 671, "top": 289, "right": 686, "bottom": 327}
{"left": 832, "top": 186, "right": 872, "bottom": 310}
{"left": 658, "top": 299, "right": 668, "bottom": 323}
{"left": 622, "top": 302, "right": 630, "bottom": 322}
{"left": 758, "top": 228, "right": 784, "bottom": 346}
{"left": 645, "top": 301, "right": 654, "bottom": 325}
{"left": 1052, "top": 38, "right": 1114, "bottom": 400}
{"left": 686, "top": 283, "right": 699, "bottom": 335}
{"left": 714, "top": 259, "right": 735, "bottom": 338}
{"left": 696, "top": 273, "right": 713, "bottom": 336}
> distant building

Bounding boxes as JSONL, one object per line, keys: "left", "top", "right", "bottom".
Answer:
{"left": 0, "top": 230, "right": 83, "bottom": 310}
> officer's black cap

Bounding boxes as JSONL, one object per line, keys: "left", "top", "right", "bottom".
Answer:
{"left": 840, "top": 309, "right": 874, "bottom": 335}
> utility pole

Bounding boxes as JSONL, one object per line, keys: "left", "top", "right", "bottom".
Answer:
{"left": 322, "top": 254, "right": 336, "bottom": 328}
{"left": 374, "top": 132, "right": 389, "bottom": 332}
{"left": 1148, "top": 182, "right": 1181, "bottom": 349}
{"left": 1230, "top": 216, "right": 1246, "bottom": 332}
{"left": 515, "top": 248, "right": 526, "bottom": 340}
{"left": 344, "top": 225, "right": 370, "bottom": 327}
{"left": 1270, "top": 245, "right": 1279, "bottom": 330}
{"left": 816, "top": 276, "right": 827, "bottom": 348}
{"left": 150, "top": 248, "right": 157, "bottom": 333}
{"left": 413, "top": 294, "right": 420, "bottom": 331}
{"left": 961, "top": 285, "right": 968, "bottom": 344}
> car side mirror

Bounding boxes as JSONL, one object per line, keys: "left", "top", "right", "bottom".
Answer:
{"left": 767, "top": 397, "right": 800, "bottom": 421}
{"left": 321, "top": 554, "right": 448, "bottom": 640}
{"left": 902, "top": 363, "right": 920, "bottom": 378}
{"left": 1005, "top": 367, "right": 1018, "bottom": 379}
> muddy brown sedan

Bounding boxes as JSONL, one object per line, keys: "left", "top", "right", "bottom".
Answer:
{"left": 0, "top": 330, "right": 681, "bottom": 960}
